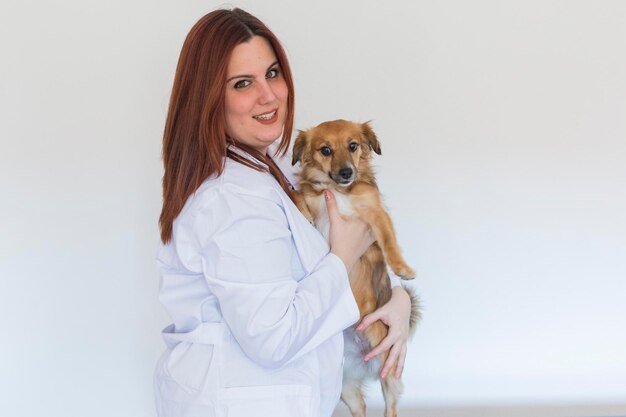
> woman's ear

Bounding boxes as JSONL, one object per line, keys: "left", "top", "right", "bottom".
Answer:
{"left": 292, "top": 130, "right": 307, "bottom": 165}
{"left": 361, "top": 121, "right": 381, "bottom": 155}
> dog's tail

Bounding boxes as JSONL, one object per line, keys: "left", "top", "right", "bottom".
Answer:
{"left": 403, "top": 284, "right": 422, "bottom": 338}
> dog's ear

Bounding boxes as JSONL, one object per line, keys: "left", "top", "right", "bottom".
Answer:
{"left": 292, "top": 130, "right": 307, "bottom": 165}
{"left": 361, "top": 121, "right": 381, "bottom": 155}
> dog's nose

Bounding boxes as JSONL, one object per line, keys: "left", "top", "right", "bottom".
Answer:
{"left": 339, "top": 167, "right": 353, "bottom": 180}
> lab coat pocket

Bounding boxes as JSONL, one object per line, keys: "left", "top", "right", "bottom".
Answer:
{"left": 166, "top": 342, "right": 217, "bottom": 394}
{"left": 219, "top": 384, "right": 313, "bottom": 417}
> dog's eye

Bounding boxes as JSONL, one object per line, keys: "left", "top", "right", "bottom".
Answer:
{"left": 349, "top": 142, "right": 359, "bottom": 152}
{"left": 320, "top": 146, "right": 332, "bottom": 156}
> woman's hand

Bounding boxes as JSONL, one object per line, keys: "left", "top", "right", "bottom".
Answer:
{"left": 357, "top": 286, "right": 411, "bottom": 379}
{"left": 325, "top": 190, "right": 375, "bottom": 272}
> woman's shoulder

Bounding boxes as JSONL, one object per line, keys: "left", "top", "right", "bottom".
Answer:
{"left": 164, "top": 158, "right": 288, "bottom": 270}
{"left": 178, "top": 157, "right": 284, "bottom": 228}
{"left": 194, "top": 157, "right": 282, "bottom": 203}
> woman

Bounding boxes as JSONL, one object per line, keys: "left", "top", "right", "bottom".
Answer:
{"left": 155, "top": 8, "right": 412, "bottom": 417}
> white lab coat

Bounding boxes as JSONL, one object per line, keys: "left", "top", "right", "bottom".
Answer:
{"left": 154, "top": 145, "right": 361, "bottom": 417}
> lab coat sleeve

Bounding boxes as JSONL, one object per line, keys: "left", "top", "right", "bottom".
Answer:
{"left": 199, "top": 187, "right": 359, "bottom": 368}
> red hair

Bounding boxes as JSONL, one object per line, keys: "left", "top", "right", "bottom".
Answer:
{"left": 160, "top": 8, "right": 295, "bottom": 243}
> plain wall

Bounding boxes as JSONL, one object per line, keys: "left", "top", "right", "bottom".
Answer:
{"left": 1, "top": 1, "right": 625, "bottom": 416}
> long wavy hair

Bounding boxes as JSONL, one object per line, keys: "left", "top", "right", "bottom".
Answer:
{"left": 159, "top": 8, "right": 295, "bottom": 244}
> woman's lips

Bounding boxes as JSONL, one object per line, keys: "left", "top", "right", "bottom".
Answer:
{"left": 253, "top": 109, "right": 278, "bottom": 125}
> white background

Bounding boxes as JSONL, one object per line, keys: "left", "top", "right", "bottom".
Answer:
{"left": 1, "top": 1, "right": 625, "bottom": 416}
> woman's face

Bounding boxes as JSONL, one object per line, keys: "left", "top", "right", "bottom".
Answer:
{"left": 224, "top": 36, "right": 288, "bottom": 153}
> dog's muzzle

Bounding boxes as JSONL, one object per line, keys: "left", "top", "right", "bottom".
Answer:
{"left": 331, "top": 166, "right": 355, "bottom": 185}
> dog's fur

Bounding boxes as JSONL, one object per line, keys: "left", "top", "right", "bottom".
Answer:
{"left": 291, "top": 119, "right": 420, "bottom": 417}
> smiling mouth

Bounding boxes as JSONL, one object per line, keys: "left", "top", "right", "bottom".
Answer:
{"left": 253, "top": 109, "right": 277, "bottom": 120}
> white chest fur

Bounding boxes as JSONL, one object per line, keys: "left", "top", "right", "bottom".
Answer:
{"left": 311, "top": 190, "right": 356, "bottom": 241}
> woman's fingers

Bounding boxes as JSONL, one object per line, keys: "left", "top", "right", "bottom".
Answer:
{"left": 380, "top": 342, "right": 402, "bottom": 379}
{"left": 356, "top": 280, "right": 412, "bottom": 378}
{"left": 363, "top": 331, "right": 395, "bottom": 362}
{"left": 395, "top": 344, "right": 407, "bottom": 379}
{"left": 325, "top": 190, "right": 374, "bottom": 271}
{"left": 324, "top": 190, "right": 340, "bottom": 222}
{"left": 323, "top": 189, "right": 332, "bottom": 208}
{"left": 356, "top": 310, "right": 382, "bottom": 332}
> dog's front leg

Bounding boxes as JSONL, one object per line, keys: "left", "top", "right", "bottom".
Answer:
{"left": 352, "top": 185, "right": 415, "bottom": 279}
{"left": 291, "top": 190, "right": 315, "bottom": 224}
{"left": 365, "top": 207, "right": 415, "bottom": 279}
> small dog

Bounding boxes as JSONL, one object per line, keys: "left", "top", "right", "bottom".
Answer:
{"left": 292, "top": 119, "right": 420, "bottom": 417}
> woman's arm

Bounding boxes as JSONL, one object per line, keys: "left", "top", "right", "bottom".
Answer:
{"left": 198, "top": 186, "right": 362, "bottom": 368}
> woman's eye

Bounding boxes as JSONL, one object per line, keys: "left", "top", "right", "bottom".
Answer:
{"left": 349, "top": 143, "right": 358, "bottom": 152}
{"left": 320, "top": 146, "right": 332, "bottom": 156}
{"left": 234, "top": 80, "right": 251, "bottom": 89}
{"left": 266, "top": 68, "right": 279, "bottom": 79}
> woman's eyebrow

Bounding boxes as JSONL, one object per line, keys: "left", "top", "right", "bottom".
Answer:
{"left": 226, "top": 61, "right": 279, "bottom": 83}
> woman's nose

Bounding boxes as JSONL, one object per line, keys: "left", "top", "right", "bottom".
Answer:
{"left": 257, "top": 80, "right": 277, "bottom": 104}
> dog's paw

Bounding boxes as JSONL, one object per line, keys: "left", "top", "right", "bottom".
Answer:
{"left": 394, "top": 264, "right": 416, "bottom": 280}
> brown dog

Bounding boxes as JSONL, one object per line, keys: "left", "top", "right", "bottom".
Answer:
{"left": 292, "top": 119, "right": 420, "bottom": 417}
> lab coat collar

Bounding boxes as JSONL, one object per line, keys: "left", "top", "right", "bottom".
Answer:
{"left": 227, "top": 144, "right": 327, "bottom": 275}
{"left": 227, "top": 142, "right": 300, "bottom": 191}
{"left": 226, "top": 143, "right": 269, "bottom": 168}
